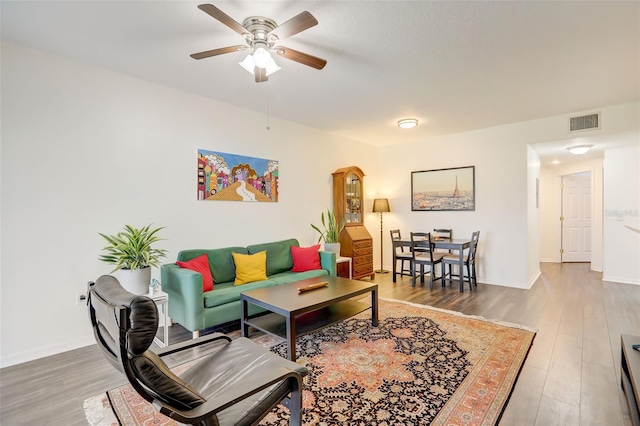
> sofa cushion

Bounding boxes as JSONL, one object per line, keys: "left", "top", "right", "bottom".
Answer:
{"left": 247, "top": 238, "right": 298, "bottom": 276}
{"left": 291, "top": 244, "right": 322, "bottom": 272}
{"left": 268, "top": 269, "right": 329, "bottom": 285}
{"left": 202, "top": 279, "right": 281, "bottom": 309}
{"left": 232, "top": 251, "right": 268, "bottom": 285}
{"left": 178, "top": 247, "right": 247, "bottom": 284}
{"left": 176, "top": 254, "right": 214, "bottom": 292}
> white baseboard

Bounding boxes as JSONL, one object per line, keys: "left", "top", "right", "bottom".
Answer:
{"left": 0, "top": 336, "right": 95, "bottom": 369}
{"left": 602, "top": 275, "right": 640, "bottom": 286}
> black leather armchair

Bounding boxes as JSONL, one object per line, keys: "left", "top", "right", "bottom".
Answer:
{"left": 88, "top": 275, "right": 307, "bottom": 426}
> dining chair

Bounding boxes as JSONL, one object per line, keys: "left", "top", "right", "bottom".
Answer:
{"left": 433, "top": 229, "right": 452, "bottom": 240}
{"left": 390, "top": 229, "right": 412, "bottom": 283}
{"left": 409, "top": 232, "right": 446, "bottom": 289}
{"left": 443, "top": 230, "right": 480, "bottom": 292}
{"left": 433, "top": 228, "right": 452, "bottom": 253}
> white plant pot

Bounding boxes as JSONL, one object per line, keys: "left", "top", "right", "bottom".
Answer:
{"left": 117, "top": 267, "right": 151, "bottom": 295}
{"left": 324, "top": 242, "right": 341, "bottom": 254}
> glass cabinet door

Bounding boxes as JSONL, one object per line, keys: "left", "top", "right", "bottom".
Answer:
{"left": 345, "top": 173, "right": 362, "bottom": 224}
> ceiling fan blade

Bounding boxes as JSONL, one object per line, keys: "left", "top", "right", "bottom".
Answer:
{"left": 190, "top": 45, "right": 247, "bottom": 60}
{"left": 275, "top": 46, "right": 327, "bottom": 70}
{"left": 254, "top": 66, "right": 268, "bottom": 83}
{"left": 198, "top": 4, "right": 251, "bottom": 39}
{"left": 268, "top": 11, "right": 317, "bottom": 41}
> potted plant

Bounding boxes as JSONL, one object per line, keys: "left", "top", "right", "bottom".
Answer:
{"left": 98, "top": 224, "right": 168, "bottom": 295}
{"left": 311, "top": 209, "right": 345, "bottom": 253}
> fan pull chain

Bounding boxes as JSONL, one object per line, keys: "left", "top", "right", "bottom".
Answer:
{"left": 266, "top": 84, "right": 271, "bottom": 130}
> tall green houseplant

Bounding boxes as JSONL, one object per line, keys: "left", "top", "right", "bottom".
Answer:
{"left": 311, "top": 209, "right": 345, "bottom": 244}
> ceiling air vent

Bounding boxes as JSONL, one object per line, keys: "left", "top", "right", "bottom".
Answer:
{"left": 569, "top": 113, "right": 600, "bottom": 132}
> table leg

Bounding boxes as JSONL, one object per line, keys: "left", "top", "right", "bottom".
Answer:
{"left": 152, "top": 298, "right": 169, "bottom": 348}
{"left": 371, "top": 289, "right": 379, "bottom": 327}
{"left": 162, "top": 302, "right": 168, "bottom": 346}
{"left": 286, "top": 315, "right": 296, "bottom": 361}
{"left": 458, "top": 250, "right": 464, "bottom": 292}
{"left": 241, "top": 298, "right": 249, "bottom": 337}
{"left": 348, "top": 258, "right": 352, "bottom": 279}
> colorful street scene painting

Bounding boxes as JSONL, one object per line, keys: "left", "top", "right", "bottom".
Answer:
{"left": 197, "top": 149, "right": 279, "bottom": 202}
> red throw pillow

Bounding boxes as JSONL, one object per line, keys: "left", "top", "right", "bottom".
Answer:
{"left": 291, "top": 244, "right": 322, "bottom": 272}
{"left": 176, "top": 254, "right": 214, "bottom": 292}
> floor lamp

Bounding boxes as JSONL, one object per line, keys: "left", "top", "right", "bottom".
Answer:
{"left": 373, "top": 198, "right": 390, "bottom": 273}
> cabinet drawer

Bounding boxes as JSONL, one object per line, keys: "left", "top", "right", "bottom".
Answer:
{"left": 354, "top": 247, "right": 372, "bottom": 257}
{"left": 354, "top": 240, "right": 371, "bottom": 249}
{"left": 354, "top": 264, "right": 373, "bottom": 275}
{"left": 353, "top": 255, "right": 373, "bottom": 265}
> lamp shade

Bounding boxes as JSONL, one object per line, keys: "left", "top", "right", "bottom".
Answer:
{"left": 372, "top": 198, "right": 391, "bottom": 213}
{"left": 239, "top": 50, "right": 281, "bottom": 77}
{"left": 252, "top": 47, "right": 271, "bottom": 68}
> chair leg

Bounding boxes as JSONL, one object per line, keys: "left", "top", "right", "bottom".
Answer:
{"left": 401, "top": 259, "right": 410, "bottom": 275}
{"left": 392, "top": 256, "right": 397, "bottom": 283}
{"left": 411, "top": 263, "right": 416, "bottom": 287}
{"left": 466, "top": 264, "right": 473, "bottom": 292}
{"left": 444, "top": 263, "right": 450, "bottom": 287}
{"left": 472, "top": 263, "right": 477, "bottom": 286}
{"left": 289, "top": 377, "right": 303, "bottom": 426}
{"left": 428, "top": 265, "right": 434, "bottom": 290}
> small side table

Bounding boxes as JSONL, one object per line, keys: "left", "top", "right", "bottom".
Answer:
{"left": 336, "top": 256, "right": 352, "bottom": 279}
{"left": 148, "top": 289, "right": 169, "bottom": 348}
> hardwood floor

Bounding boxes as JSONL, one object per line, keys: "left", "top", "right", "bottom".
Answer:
{"left": 1, "top": 263, "right": 638, "bottom": 425}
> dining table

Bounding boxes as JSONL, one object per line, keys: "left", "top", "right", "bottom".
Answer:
{"left": 392, "top": 236, "right": 473, "bottom": 292}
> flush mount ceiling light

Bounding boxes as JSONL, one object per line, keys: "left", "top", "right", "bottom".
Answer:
{"left": 397, "top": 119, "right": 418, "bottom": 129}
{"left": 566, "top": 144, "right": 593, "bottom": 155}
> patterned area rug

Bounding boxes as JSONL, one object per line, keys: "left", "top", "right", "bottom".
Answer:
{"left": 83, "top": 298, "right": 535, "bottom": 426}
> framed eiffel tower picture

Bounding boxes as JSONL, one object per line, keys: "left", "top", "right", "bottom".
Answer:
{"left": 411, "top": 166, "right": 475, "bottom": 211}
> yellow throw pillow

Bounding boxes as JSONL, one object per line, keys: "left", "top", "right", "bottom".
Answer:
{"left": 232, "top": 251, "right": 268, "bottom": 285}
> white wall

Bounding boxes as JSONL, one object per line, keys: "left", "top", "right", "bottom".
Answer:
{"left": 603, "top": 145, "right": 640, "bottom": 284}
{"left": 527, "top": 146, "right": 541, "bottom": 286}
{"left": 375, "top": 124, "right": 530, "bottom": 288}
{"left": 0, "top": 42, "right": 378, "bottom": 367}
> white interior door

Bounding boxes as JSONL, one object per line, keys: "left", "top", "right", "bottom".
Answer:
{"left": 561, "top": 173, "right": 592, "bottom": 262}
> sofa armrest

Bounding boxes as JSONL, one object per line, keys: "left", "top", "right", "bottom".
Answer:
{"left": 319, "top": 250, "right": 337, "bottom": 277}
{"left": 160, "top": 264, "right": 205, "bottom": 332}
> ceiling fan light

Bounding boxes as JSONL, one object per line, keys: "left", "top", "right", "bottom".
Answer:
{"left": 567, "top": 144, "right": 593, "bottom": 155}
{"left": 252, "top": 47, "right": 272, "bottom": 68}
{"left": 239, "top": 55, "right": 256, "bottom": 74}
{"left": 239, "top": 54, "right": 281, "bottom": 77}
{"left": 398, "top": 118, "right": 418, "bottom": 129}
{"left": 264, "top": 57, "right": 281, "bottom": 76}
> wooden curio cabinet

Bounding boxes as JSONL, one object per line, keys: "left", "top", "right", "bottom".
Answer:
{"left": 332, "top": 166, "right": 374, "bottom": 280}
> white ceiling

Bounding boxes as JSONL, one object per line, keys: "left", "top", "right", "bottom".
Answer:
{"left": 2, "top": 1, "right": 639, "bottom": 165}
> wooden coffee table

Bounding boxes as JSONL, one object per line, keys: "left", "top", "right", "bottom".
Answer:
{"left": 240, "top": 276, "right": 378, "bottom": 361}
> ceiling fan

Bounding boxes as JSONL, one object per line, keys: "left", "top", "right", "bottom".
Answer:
{"left": 190, "top": 4, "right": 327, "bottom": 83}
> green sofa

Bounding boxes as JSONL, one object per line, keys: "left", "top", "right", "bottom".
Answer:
{"left": 160, "top": 238, "right": 336, "bottom": 338}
